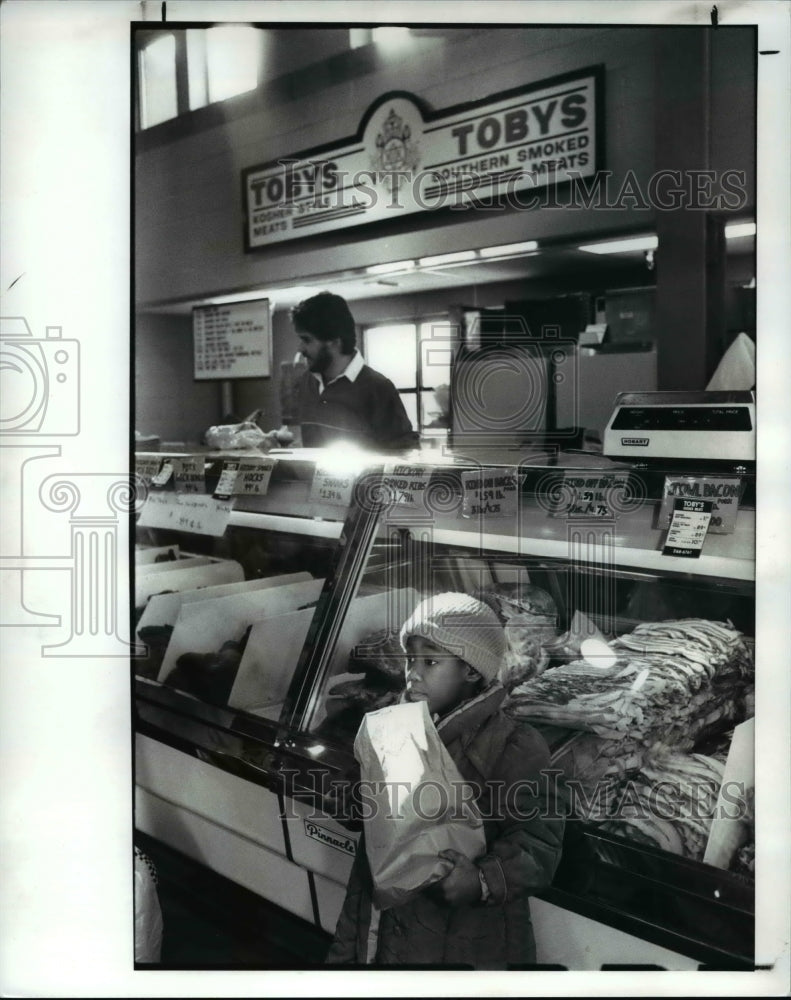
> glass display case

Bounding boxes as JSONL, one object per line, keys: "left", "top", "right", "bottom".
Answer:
{"left": 134, "top": 448, "right": 755, "bottom": 968}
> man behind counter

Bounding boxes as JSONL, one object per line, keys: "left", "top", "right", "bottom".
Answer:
{"left": 291, "top": 292, "right": 419, "bottom": 452}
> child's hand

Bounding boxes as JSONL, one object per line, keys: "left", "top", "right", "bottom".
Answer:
{"left": 432, "top": 849, "right": 482, "bottom": 906}
{"left": 320, "top": 771, "right": 362, "bottom": 831}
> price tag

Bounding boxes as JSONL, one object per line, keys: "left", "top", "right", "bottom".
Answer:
{"left": 547, "top": 472, "right": 633, "bottom": 518}
{"left": 150, "top": 460, "right": 174, "bottom": 488}
{"left": 137, "top": 491, "right": 234, "bottom": 536}
{"left": 172, "top": 455, "right": 206, "bottom": 494}
{"left": 461, "top": 470, "right": 519, "bottom": 519}
{"left": 662, "top": 498, "right": 713, "bottom": 558}
{"left": 213, "top": 461, "right": 240, "bottom": 500}
{"left": 236, "top": 457, "right": 275, "bottom": 496}
{"left": 135, "top": 455, "right": 163, "bottom": 488}
{"left": 658, "top": 476, "right": 742, "bottom": 534}
{"left": 382, "top": 465, "right": 431, "bottom": 508}
{"left": 309, "top": 467, "right": 354, "bottom": 507}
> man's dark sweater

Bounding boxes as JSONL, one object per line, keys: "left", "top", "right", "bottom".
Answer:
{"left": 296, "top": 363, "right": 419, "bottom": 451}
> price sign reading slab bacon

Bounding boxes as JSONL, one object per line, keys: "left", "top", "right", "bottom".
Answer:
{"left": 659, "top": 476, "right": 742, "bottom": 534}
{"left": 461, "top": 470, "right": 519, "bottom": 519}
{"left": 309, "top": 467, "right": 354, "bottom": 507}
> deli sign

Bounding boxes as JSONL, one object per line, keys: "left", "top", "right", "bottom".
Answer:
{"left": 243, "top": 67, "right": 601, "bottom": 249}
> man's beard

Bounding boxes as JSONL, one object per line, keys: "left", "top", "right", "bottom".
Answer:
{"left": 308, "top": 341, "right": 333, "bottom": 375}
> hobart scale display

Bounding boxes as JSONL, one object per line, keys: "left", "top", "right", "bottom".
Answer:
{"left": 603, "top": 391, "right": 756, "bottom": 468}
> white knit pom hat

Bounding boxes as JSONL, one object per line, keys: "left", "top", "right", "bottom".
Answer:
{"left": 399, "top": 592, "right": 505, "bottom": 684}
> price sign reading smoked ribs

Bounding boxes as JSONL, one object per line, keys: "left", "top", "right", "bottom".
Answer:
{"left": 382, "top": 465, "right": 431, "bottom": 508}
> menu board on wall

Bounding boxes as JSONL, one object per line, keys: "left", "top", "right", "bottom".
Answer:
{"left": 193, "top": 300, "right": 271, "bottom": 379}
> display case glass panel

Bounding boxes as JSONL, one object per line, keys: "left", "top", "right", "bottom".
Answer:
{"left": 134, "top": 452, "right": 371, "bottom": 726}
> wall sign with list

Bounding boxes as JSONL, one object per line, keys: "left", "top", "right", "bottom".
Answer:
{"left": 193, "top": 299, "right": 271, "bottom": 380}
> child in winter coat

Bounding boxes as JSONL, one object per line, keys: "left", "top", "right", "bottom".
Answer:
{"left": 326, "top": 592, "right": 565, "bottom": 968}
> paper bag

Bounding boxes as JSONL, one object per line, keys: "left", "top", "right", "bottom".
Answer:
{"left": 354, "top": 700, "right": 487, "bottom": 910}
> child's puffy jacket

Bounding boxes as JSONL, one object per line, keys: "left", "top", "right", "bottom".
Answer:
{"left": 326, "top": 683, "right": 565, "bottom": 967}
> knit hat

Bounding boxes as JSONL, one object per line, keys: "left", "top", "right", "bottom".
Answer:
{"left": 399, "top": 592, "right": 506, "bottom": 685}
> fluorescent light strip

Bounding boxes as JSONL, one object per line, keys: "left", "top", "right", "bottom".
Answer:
{"left": 479, "top": 240, "right": 539, "bottom": 258}
{"left": 203, "top": 290, "right": 273, "bottom": 305}
{"left": 577, "top": 235, "right": 658, "bottom": 254}
{"left": 205, "top": 285, "right": 319, "bottom": 306}
{"left": 365, "top": 260, "right": 416, "bottom": 275}
{"left": 579, "top": 223, "right": 754, "bottom": 256}
{"left": 725, "top": 222, "right": 756, "bottom": 239}
{"left": 418, "top": 250, "right": 478, "bottom": 267}
{"left": 372, "top": 27, "right": 411, "bottom": 44}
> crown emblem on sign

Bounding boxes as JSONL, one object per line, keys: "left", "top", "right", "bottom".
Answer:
{"left": 376, "top": 108, "right": 411, "bottom": 148}
{"left": 371, "top": 106, "right": 421, "bottom": 188}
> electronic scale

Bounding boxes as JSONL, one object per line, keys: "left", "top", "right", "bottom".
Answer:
{"left": 603, "top": 391, "right": 755, "bottom": 464}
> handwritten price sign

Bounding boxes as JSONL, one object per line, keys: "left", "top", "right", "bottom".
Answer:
{"left": 138, "top": 492, "right": 234, "bottom": 536}
{"left": 383, "top": 465, "right": 431, "bottom": 508}
{"left": 659, "top": 476, "right": 741, "bottom": 534}
{"left": 461, "top": 470, "right": 519, "bottom": 519}
{"left": 135, "top": 455, "right": 163, "bottom": 488}
{"left": 309, "top": 467, "right": 354, "bottom": 507}
{"left": 238, "top": 458, "right": 275, "bottom": 495}
{"left": 547, "top": 472, "right": 633, "bottom": 518}
{"left": 214, "top": 457, "right": 275, "bottom": 498}
{"left": 173, "top": 455, "right": 206, "bottom": 494}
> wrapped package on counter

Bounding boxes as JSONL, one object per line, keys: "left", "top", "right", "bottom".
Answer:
{"left": 354, "top": 700, "right": 486, "bottom": 910}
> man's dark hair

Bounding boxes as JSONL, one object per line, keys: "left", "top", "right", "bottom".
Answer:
{"left": 291, "top": 292, "right": 357, "bottom": 354}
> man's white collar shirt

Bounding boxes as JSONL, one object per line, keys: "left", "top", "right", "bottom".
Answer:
{"left": 311, "top": 350, "right": 364, "bottom": 395}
